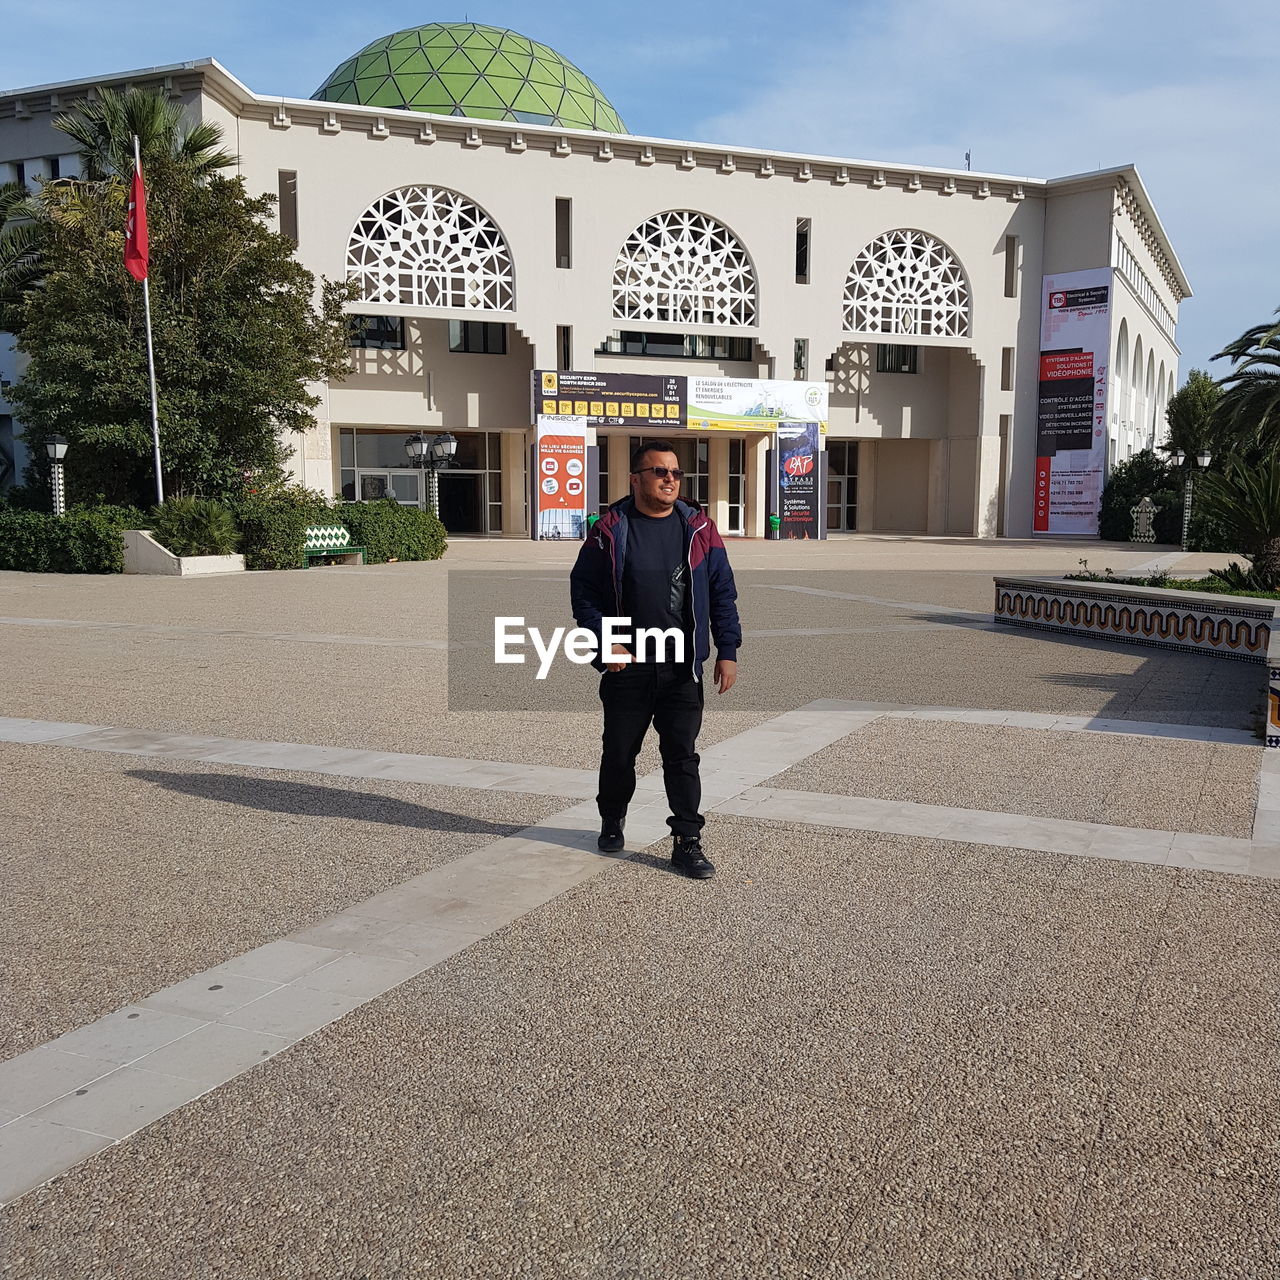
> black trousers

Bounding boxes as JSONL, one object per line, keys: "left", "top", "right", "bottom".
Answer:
{"left": 597, "top": 662, "right": 705, "bottom": 838}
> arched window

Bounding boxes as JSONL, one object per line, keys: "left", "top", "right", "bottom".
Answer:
{"left": 1115, "top": 319, "right": 1130, "bottom": 423}
{"left": 1131, "top": 336, "right": 1144, "bottom": 430}
{"left": 347, "top": 186, "right": 514, "bottom": 311}
{"left": 844, "top": 229, "right": 970, "bottom": 337}
{"left": 612, "top": 210, "right": 757, "bottom": 327}
{"left": 1146, "top": 352, "right": 1157, "bottom": 439}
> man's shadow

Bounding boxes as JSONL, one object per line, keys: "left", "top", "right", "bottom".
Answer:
{"left": 127, "top": 769, "right": 529, "bottom": 836}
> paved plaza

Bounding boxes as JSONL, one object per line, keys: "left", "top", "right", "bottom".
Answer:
{"left": 1, "top": 535, "right": 1277, "bottom": 1278}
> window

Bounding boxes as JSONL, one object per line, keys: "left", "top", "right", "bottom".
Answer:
{"left": 48, "top": 156, "right": 60, "bottom": 180}
{"left": 596, "top": 331, "right": 753, "bottom": 361}
{"left": 0, "top": 414, "right": 13, "bottom": 491}
{"left": 845, "top": 229, "right": 970, "bottom": 337}
{"left": 555, "top": 198, "right": 572, "bottom": 269}
{"left": 349, "top": 315, "right": 404, "bottom": 349}
{"left": 795, "top": 218, "right": 811, "bottom": 285}
{"left": 613, "top": 210, "right": 757, "bottom": 326}
{"left": 557, "top": 325, "right": 572, "bottom": 370}
{"left": 449, "top": 320, "right": 507, "bottom": 354}
{"left": 876, "top": 344, "right": 918, "bottom": 374}
{"left": 793, "top": 338, "right": 809, "bottom": 380}
{"left": 1000, "top": 347, "right": 1014, "bottom": 391}
{"left": 349, "top": 315, "right": 405, "bottom": 349}
{"left": 14, "top": 162, "right": 25, "bottom": 187}
{"left": 1003, "top": 235, "right": 1018, "bottom": 298}
{"left": 278, "top": 170, "right": 298, "bottom": 246}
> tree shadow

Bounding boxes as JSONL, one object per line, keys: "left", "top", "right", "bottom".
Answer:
{"left": 126, "top": 769, "right": 533, "bottom": 835}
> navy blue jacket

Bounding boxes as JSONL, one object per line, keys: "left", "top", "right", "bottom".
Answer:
{"left": 570, "top": 497, "right": 741, "bottom": 680}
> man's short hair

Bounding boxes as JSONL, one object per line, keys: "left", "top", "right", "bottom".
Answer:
{"left": 630, "top": 439, "right": 678, "bottom": 472}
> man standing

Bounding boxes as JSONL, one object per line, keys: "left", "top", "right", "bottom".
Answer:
{"left": 570, "top": 440, "right": 741, "bottom": 879}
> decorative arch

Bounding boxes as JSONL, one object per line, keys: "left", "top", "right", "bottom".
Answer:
{"left": 1115, "top": 320, "right": 1130, "bottom": 423}
{"left": 1146, "top": 351, "right": 1157, "bottom": 437}
{"left": 843, "top": 228, "right": 970, "bottom": 337}
{"left": 1131, "top": 335, "right": 1145, "bottom": 429}
{"left": 612, "top": 210, "right": 757, "bottom": 327}
{"left": 346, "top": 186, "right": 514, "bottom": 311}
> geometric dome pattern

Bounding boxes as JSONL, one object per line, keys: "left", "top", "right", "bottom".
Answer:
{"left": 347, "top": 186, "right": 515, "bottom": 311}
{"left": 844, "top": 228, "right": 970, "bottom": 338}
{"left": 314, "top": 23, "right": 626, "bottom": 134}
{"left": 613, "top": 210, "right": 757, "bottom": 328}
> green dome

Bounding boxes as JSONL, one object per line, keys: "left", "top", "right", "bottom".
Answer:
{"left": 314, "top": 23, "right": 626, "bottom": 133}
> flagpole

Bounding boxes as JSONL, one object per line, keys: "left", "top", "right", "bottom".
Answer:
{"left": 134, "top": 134, "right": 164, "bottom": 505}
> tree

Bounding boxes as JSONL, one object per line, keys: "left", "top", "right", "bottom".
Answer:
{"left": 1212, "top": 308, "right": 1280, "bottom": 450}
{"left": 1159, "top": 368, "right": 1222, "bottom": 462}
{"left": 3, "top": 89, "right": 354, "bottom": 506}
{"left": 1196, "top": 454, "right": 1280, "bottom": 589}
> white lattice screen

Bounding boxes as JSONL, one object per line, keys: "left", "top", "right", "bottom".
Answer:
{"left": 613, "top": 210, "right": 757, "bottom": 327}
{"left": 844, "top": 229, "right": 970, "bottom": 337}
{"left": 347, "top": 186, "right": 515, "bottom": 311}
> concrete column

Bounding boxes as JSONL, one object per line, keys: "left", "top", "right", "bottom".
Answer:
{"left": 744, "top": 432, "right": 769, "bottom": 537}
{"left": 855, "top": 441, "right": 876, "bottom": 532}
{"left": 973, "top": 435, "right": 1003, "bottom": 538}
{"left": 607, "top": 434, "right": 631, "bottom": 508}
{"left": 502, "top": 430, "right": 528, "bottom": 537}
{"left": 927, "top": 440, "right": 949, "bottom": 534}
{"left": 707, "top": 435, "right": 730, "bottom": 527}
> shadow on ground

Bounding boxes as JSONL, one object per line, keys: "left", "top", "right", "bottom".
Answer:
{"left": 126, "top": 769, "right": 531, "bottom": 835}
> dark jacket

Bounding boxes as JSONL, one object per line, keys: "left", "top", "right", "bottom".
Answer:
{"left": 570, "top": 496, "right": 741, "bottom": 680}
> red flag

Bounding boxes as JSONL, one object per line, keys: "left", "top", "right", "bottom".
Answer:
{"left": 124, "top": 164, "right": 148, "bottom": 282}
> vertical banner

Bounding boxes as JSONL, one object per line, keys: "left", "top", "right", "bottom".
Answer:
{"left": 1034, "top": 268, "right": 1113, "bottom": 535}
{"left": 775, "top": 421, "right": 822, "bottom": 539}
{"left": 533, "top": 415, "right": 588, "bottom": 541}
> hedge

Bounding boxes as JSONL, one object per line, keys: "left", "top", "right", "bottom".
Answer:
{"left": 338, "top": 500, "right": 447, "bottom": 565}
{"left": 0, "top": 506, "right": 140, "bottom": 573}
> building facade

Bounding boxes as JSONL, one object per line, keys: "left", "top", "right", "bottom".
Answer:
{"left": 0, "top": 24, "right": 1191, "bottom": 538}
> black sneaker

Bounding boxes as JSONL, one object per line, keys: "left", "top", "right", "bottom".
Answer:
{"left": 672, "top": 835, "right": 715, "bottom": 879}
{"left": 598, "top": 817, "right": 625, "bottom": 853}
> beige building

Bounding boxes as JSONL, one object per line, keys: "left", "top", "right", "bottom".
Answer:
{"left": 0, "top": 23, "right": 1191, "bottom": 537}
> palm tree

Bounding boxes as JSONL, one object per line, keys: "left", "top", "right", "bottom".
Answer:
{"left": 1197, "top": 453, "right": 1280, "bottom": 589}
{"left": 53, "top": 86, "right": 237, "bottom": 182}
{"left": 1212, "top": 308, "right": 1280, "bottom": 450}
{"left": 0, "top": 180, "right": 43, "bottom": 309}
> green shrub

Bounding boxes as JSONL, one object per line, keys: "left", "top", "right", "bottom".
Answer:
{"left": 1098, "top": 451, "right": 1181, "bottom": 542}
{"left": 0, "top": 506, "right": 132, "bottom": 573}
{"left": 150, "top": 497, "right": 239, "bottom": 556}
{"left": 339, "top": 500, "right": 447, "bottom": 564}
{"left": 231, "top": 486, "right": 333, "bottom": 571}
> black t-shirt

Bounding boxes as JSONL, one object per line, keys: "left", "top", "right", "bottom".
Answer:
{"left": 622, "top": 510, "right": 689, "bottom": 661}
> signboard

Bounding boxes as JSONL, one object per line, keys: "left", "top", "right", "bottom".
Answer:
{"left": 534, "top": 415, "right": 588, "bottom": 541}
{"left": 687, "top": 378, "right": 828, "bottom": 433}
{"left": 534, "top": 370, "right": 684, "bottom": 427}
{"left": 1033, "top": 268, "right": 1112, "bottom": 536}
{"left": 775, "top": 421, "right": 821, "bottom": 539}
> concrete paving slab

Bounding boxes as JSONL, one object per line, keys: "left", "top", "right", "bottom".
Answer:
{"left": 0, "top": 1048, "right": 119, "bottom": 1115}
{"left": 132, "top": 1024, "right": 291, "bottom": 1087}
{"left": 0, "top": 1119, "right": 112, "bottom": 1205}
{"left": 29, "top": 1067, "right": 203, "bottom": 1140}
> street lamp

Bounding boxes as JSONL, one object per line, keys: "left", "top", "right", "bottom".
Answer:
{"left": 45, "top": 436, "right": 68, "bottom": 517}
{"left": 1171, "top": 448, "right": 1212, "bottom": 551}
{"left": 405, "top": 432, "right": 457, "bottom": 515}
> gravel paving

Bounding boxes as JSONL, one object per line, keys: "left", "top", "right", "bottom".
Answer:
{"left": 773, "top": 718, "right": 1261, "bottom": 837}
{"left": 0, "top": 742, "right": 570, "bottom": 1057}
{"left": 4, "top": 815, "right": 1278, "bottom": 1279}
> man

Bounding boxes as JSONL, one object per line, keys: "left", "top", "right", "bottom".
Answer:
{"left": 570, "top": 440, "right": 741, "bottom": 879}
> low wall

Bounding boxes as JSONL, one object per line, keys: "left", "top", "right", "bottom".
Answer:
{"left": 123, "top": 530, "right": 245, "bottom": 577}
{"left": 993, "top": 576, "right": 1274, "bottom": 664}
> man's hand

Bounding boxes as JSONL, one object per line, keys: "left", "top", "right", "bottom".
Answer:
{"left": 605, "top": 646, "right": 631, "bottom": 673}
{"left": 714, "top": 659, "right": 737, "bottom": 694}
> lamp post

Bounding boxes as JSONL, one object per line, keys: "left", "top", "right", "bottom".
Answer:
{"left": 45, "top": 436, "right": 68, "bottom": 517}
{"left": 405, "top": 432, "right": 458, "bottom": 515}
{"left": 1171, "top": 448, "right": 1212, "bottom": 552}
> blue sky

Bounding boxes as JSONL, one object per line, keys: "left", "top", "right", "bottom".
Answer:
{"left": 3, "top": 0, "right": 1272, "bottom": 383}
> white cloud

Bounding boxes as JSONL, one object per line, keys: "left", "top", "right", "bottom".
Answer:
{"left": 693, "top": 0, "right": 1275, "bottom": 376}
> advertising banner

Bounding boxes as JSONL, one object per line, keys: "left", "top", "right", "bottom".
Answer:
{"left": 775, "top": 421, "right": 822, "bottom": 539}
{"left": 1033, "top": 268, "right": 1113, "bottom": 535}
{"left": 687, "top": 378, "right": 828, "bottom": 433}
{"left": 534, "top": 370, "right": 685, "bottom": 427}
{"left": 534, "top": 415, "right": 588, "bottom": 542}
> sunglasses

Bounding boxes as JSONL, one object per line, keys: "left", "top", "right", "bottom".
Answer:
{"left": 633, "top": 466, "right": 684, "bottom": 481}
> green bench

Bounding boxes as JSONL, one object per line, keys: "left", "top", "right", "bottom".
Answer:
{"left": 302, "top": 524, "right": 366, "bottom": 567}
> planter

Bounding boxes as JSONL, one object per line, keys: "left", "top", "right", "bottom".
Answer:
{"left": 123, "top": 529, "right": 245, "bottom": 577}
{"left": 993, "top": 576, "right": 1274, "bottom": 664}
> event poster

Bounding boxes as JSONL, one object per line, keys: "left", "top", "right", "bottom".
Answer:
{"left": 534, "top": 370, "right": 685, "bottom": 427}
{"left": 534, "top": 415, "right": 588, "bottom": 541}
{"left": 1033, "top": 268, "right": 1113, "bottom": 535}
{"left": 687, "top": 378, "right": 828, "bottom": 432}
{"left": 775, "top": 421, "right": 821, "bottom": 539}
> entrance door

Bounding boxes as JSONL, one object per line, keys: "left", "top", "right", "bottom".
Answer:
{"left": 826, "top": 476, "right": 846, "bottom": 531}
{"left": 438, "top": 472, "right": 483, "bottom": 533}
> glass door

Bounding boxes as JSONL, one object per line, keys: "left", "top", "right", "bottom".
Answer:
{"left": 826, "top": 476, "right": 846, "bottom": 531}
{"left": 727, "top": 438, "right": 745, "bottom": 535}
